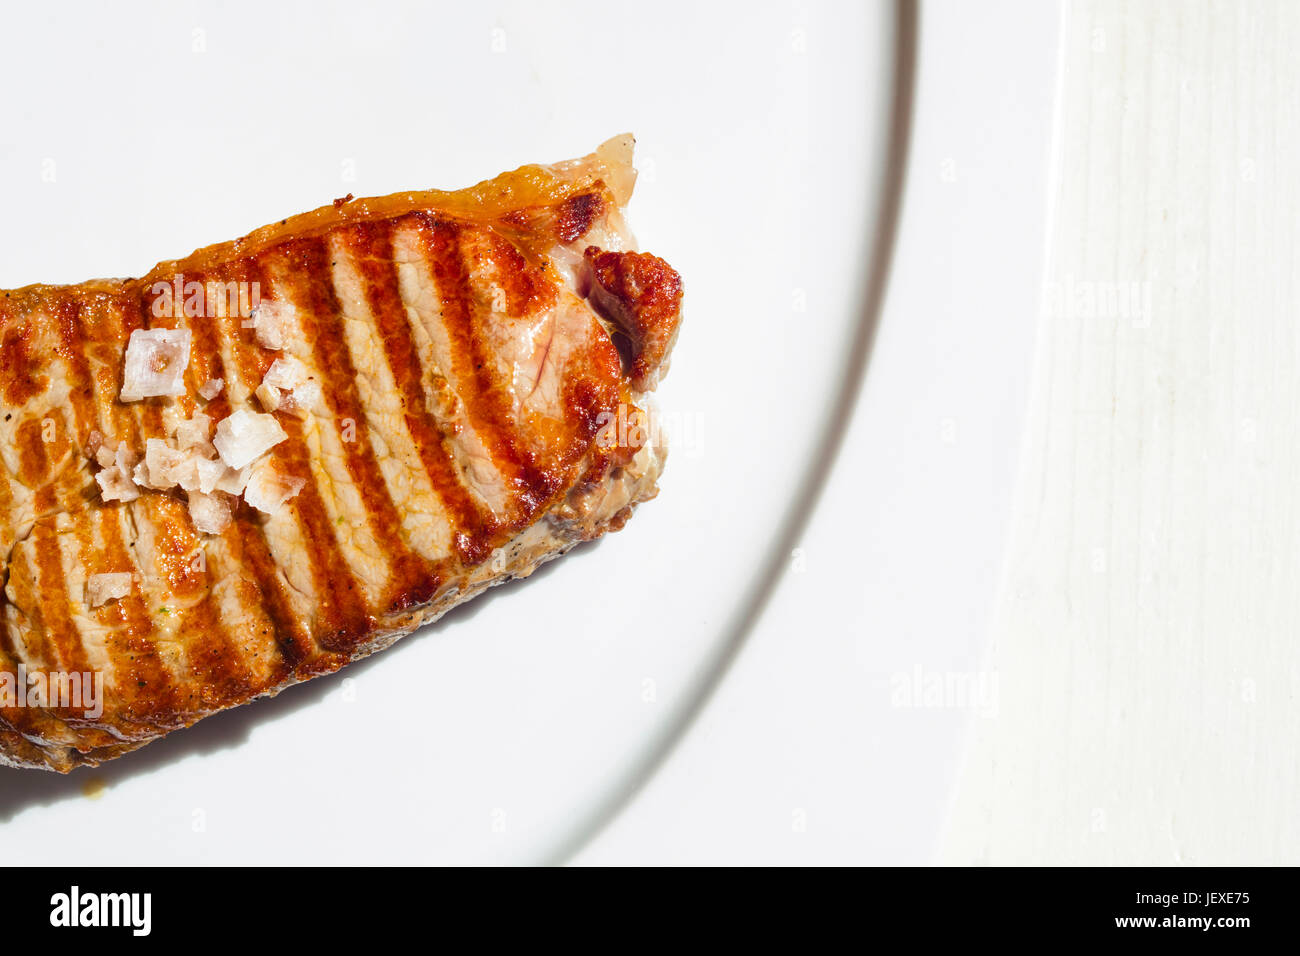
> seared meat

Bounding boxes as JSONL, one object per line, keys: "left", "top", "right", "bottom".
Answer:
{"left": 0, "top": 135, "right": 682, "bottom": 771}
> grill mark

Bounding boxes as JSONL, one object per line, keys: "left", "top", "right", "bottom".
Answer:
{"left": 231, "top": 509, "right": 314, "bottom": 673}
{"left": 117, "top": 293, "right": 169, "bottom": 439}
{"left": 3, "top": 506, "right": 144, "bottom": 752}
{"left": 207, "top": 259, "right": 318, "bottom": 671}
{"left": 71, "top": 289, "right": 183, "bottom": 735}
{"left": 417, "top": 215, "right": 557, "bottom": 522}
{"left": 329, "top": 239, "right": 457, "bottom": 571}
{"left": 168, "top": 533, "right": 256, "bottom": 712}
{"left": 342, "top": 224, "right": 499, "bottom": 569}
{"left": 29, "top": 517, "right": 90, "bottom": 679}
{"left": 469, "top": 232, "right": 625, "bottom": 507}
{"left": 97, "top": 286, "right": 167, "bottom": 591}
{"left": 480, "top": 230, "right": 558, "bottom": 319}
{"left": 0, "top": 321, "right": 49, "bottom": 406}
{"left": 263, "top": 417, "right": 372, "bottom": 651}
{"left": 47, "top": 297, "right": 120, "bottom": 719}
{"left": 0, "top": 540, "right": 52, "bottom": 745}
{"left": 57, "top": 504, "right": 110, "bottom": 731}
{"left": 175, "top": 521, "right": 264, "bottom": 698}
{"left": 49, "top": 297, "right": 96, "bottom": 443}
{"left": 157, "top": 268, "right": 274, "bottom": 695}
{"left": 227, "top": 253, "right": 371, "bottom": 653}
{"left": 481, "top": 257, "right": 624, "bottom": 467}
{"left": 153, "top": 275, "right": 236, "bottom": 399}
{"left": 89, "top": 292, "right": 144, "bottom": 444}
{"left": 182, "top": 581, "right": 256, "bottom": 710}
{"left": 209, "top": 260, "right": 274, "bottom": 402}
{"left": 2, "top": 514, "right": 48, "bottom": 662}
{"left": 97, "top": 502, "right": 184, "bottom": 733}
{"left": 137, "top": 498, "right": 228, "bottom": 704}
{"left": 554, "top": 191, "right": 606, "bottom": 244}
{"left": 15, "top": 400, "right": 54, "bottom": 491}
{"left": 0, "top": 298, "right": 20, "bottom": 553}
{"left": 171, "top": 273, "right": 232, "bottom": 422}
{"left": 76, "top": 290, "right": 188, "bottom": 734}
{"left": 12, "top": 402, "right": 83, "bottom": 533}
{"left": 274, "top": 236, "right": 436, "bottom": 615}
{"left": 141, "top": 494, "right": 203, "bottom": 596}
{"left": 0, "top": 624, "right": 33, "bottom": 738}
{"left": 0, "top": 462, "right": 17, "bottom": 563}
{"left": 0, "top": 538, "right": 123, "bottom": 757}
{"left": 13, "top": 408, "right": 78, "bottom": 541}
{"left": 392, "top": 226, "right": 515, "bottom": 522}
{"left": 33, "top": 507, "right": 149, "bottom": 751}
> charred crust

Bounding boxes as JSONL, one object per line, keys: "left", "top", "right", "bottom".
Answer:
{"left": 555, "top": 191, "right": 605, "bottom": 243}
{"left": 582, "top": 248, "right": 683, "bottom": 391}
{"left": 0, "top": 141, "right": 678, "bottom": 772}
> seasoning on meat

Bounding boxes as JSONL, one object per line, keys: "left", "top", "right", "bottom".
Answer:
{"left": 0, "top": 135, "right": 683, "bottom": 772}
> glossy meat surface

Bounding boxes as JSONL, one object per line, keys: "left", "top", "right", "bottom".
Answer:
{"left": 0, "top": 136, "right": 682, "bottom": 771}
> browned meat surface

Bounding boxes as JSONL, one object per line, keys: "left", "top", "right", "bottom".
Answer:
{"left": 0, "top": 135, "right": 682, "bottom": 772}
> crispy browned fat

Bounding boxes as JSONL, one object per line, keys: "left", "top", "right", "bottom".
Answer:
{"left": 0, "top": 135, "right": 682, "bottom": 771}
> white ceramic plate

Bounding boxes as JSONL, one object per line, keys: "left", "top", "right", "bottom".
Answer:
{"left": 0, "top": 0, "right": 904, "bottom": 864}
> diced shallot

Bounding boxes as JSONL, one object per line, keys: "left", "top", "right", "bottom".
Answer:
{"left": 173, "top": 412, "right": 213, "bottom": 453}
{"left": 119, "top": 328, "right": 192, "bottom": 401}
{"left": 94, "top": 441, "right": 140, "bottom": 502}
{"left": 140, "top": 438, "right": 188, "bottom": 490}
{"left": 87, "top": 572, "right": 134, "bottom": 607}
{"left": 188, "top": 491, "right": 232, "bottom": 535}
{"left": 212, "top": 409, "right": 287, "bottom": 470}
{"left": 263, "top": 357, "right": 308, "bottom": 390}
{"left": 243, "top": 460, "right": 305, "bottom": 515}
{"left": 249, "top": 299, "right": 293, "bottom": 350}
{"left": 255, "top": 383, "right": 281, "bottom": 412}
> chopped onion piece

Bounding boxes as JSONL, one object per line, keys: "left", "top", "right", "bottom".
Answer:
{"left": 141, "top": 438, "right": 188, "bottom": 490}
{"left": 174, "top": 454, "right": 217, "bottom": 495}
{"left": 94, "top": 441, "right": 139, "bottom": 502}
{"left": 213, "top": 409, "right": 287, "bottom": 470}
{"left": 282, "top": 380, "right": 322, "bottom": 418}
{"left": 96, "top": 465, "right": 140, "bottom": 502}
{"left": 173, "top": 412, "right": 213, "bottom": 454}
{"left": 214, "top": 463, "right": 251, "bottom": 495}
{"left": 195, "top": 456, "right": 226, "bottom": 495}
{"left": 87, "top": 572, "right": 134, "bottom": 607}
{"left": 120, "top": 328, "right": 192, "bottom": 401}
{"left": 188, "top": 491, "right": 232, "bottom": 535}
{"left": 243, "top": 460, "right": 306, "bottom": 515}
{"left": 255, "top": 382, "right": 282, "bottom": 412}
{"left": 263, "top": 356, "right": 308, "bottom": 390}
{"left": 175, "top": 456, "right": 202, "bottom": 493}
{"left": 250, "top": 299, "right": 293, "bottom": 350}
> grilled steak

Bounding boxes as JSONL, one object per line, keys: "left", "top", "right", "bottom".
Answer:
{"left": 0, "top": 135, "right": 682, "bottom": 772}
